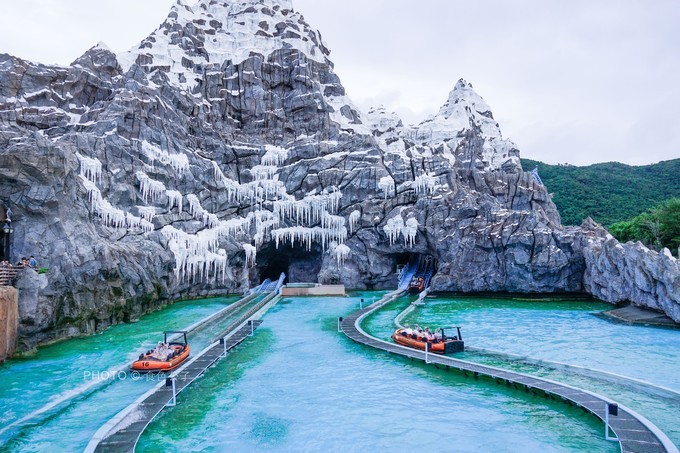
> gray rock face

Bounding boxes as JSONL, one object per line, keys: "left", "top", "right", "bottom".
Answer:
{"left": 584, "top": 237, "right": 680, "bottom": 322}
{"left": 0, "top": 0, "right": 678, "bottom": 349}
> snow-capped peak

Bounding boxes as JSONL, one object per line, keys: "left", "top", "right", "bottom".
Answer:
{"left": 117, "top": 0, "right": 328, "bottom": 90}
{"left": 438, "top": 78, "right": 493, "bottom": 120}
{"left": 409, "top": 78, "right": 520, "bottom": 171}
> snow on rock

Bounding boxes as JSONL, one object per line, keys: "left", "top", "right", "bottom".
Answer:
{"left": 118, "top": 0, "right": 330, "bottom": 91}
{"left": 409, "top": 79, "right": 520, "bottom": 171}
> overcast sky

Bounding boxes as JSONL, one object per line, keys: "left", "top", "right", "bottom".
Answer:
{"left": 0, "top": 0, "right": 678, "bottom": 166}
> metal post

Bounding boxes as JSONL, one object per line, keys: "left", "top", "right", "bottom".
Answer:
{"left": 3, "top": 221, "right": 11, "bottom": 262}
{"left": 337, "top": 317, "right": 343, "bottom": 333}
{"left": 425, "top": 341, "right": 430, "bottom": 364}
{"left": 605, "top": 402, "right": 618, "bottom": 441}
{"left": 249, "top": 320, "right": 254, "bottom": 337}
{"left": 360, "top": 298, "right": 364, "bottom": 309}
{"left": 221, "top": 337, "right": 227, "bottom": 357}
{"left": 166, "top": 377, "right": 177, "bottom": 407}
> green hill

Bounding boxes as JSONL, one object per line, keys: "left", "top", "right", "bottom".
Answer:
{"left": 521, "top": 158, "right": 680, "bottom": 226}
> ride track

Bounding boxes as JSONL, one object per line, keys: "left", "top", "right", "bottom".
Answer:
{"left": 339, "top": 290, "right": 678, "bottom": 453}
{"left": 85, "top": 290, "right": 281, "bottom": 453}
{"left": 0, "top": 293, "right": 264, "bottom": 444}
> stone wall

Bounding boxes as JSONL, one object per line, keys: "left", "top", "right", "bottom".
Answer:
{"left": 0, "top": 286, "right": 18, "bottom": 363}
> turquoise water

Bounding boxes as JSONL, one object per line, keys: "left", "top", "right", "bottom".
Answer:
{"left": 2, "top": 293, "right": 677, "bottom": 451}
{"left": 370, "top": 295, "right": 680, "bottom": 447}
{"left": 137, "top": 294, "right": 616, "bottom": 452}
{"left": 0, "top": 296, "right": 239, "bottom": 450}
{"left": 397, "top": 296, "right": 680, "bottom": 391}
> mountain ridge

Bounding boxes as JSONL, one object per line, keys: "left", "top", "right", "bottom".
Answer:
{"left": 522, "top": 158, "right": 680, "bottom": 226}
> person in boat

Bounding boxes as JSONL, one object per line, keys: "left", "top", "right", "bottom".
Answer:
{"left": 416, "top": 325, "right": 425, "bottom": 340}
{"left": 424, "top": 327, "right": 435, "bottom": 342}
{"left": 434, "top": 328, "right": 443, "bottom": 341}
{"left": 403, "top": 325, "right": 413, "bottom": 337}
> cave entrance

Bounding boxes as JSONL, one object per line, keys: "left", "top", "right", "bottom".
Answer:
{"left": 256, "top": 242, "right": 324, "bottom": 285}
{"left": 393, "top": 253, "right": 438, "bottom": 292}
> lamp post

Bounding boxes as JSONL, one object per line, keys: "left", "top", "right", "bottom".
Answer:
{"left": 3, "top": 221, "right": 13, "bottom": 263}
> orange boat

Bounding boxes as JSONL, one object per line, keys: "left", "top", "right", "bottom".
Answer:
{"left": 392, "top": 327, "right": 464, "bottom": 354}
{"left": 131, "top": 331, "right": 191, "bottom": 373}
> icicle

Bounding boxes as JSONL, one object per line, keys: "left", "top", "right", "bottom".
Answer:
{"left": 403, "top": 217, "right": 419, "bottom": 247}
{"left": 166, "top": 190, "right": 183, "bottom": 213}
{"left": 136, "top": 171, "right": 166, "bottom": 203}
{"left": 414, "top": 173, "right": 437, "bottom": 196}
{"left": 334, "top": 244, "right": 351, "bottom": 266}
{"left": 136, "top": 206, "right": 156, "bottom": 222}
{"left": 348, "top": 210, "right": 361, "bottom": 234}
{"left": 250, "top": 165, "right": 278, "bottom": 181}
{"left": 80, "top": 176, "right": 152, "bottom": 232}
{"left": 141, "top": 141, "right": 189, "bottom": 173}
{"left": 378, "top": 176, "right": 395, "bottom": 199}
{"left": 77, "top": 153, "right": 102, "bottom": 184}
{"left": 383, "top": 214, "right": 404, "bottom": 245}
{"left": 186, "top": 194, "right": 219, "bottom": 227}
{"left": 243, "top": 243, "right": 257, "bottom": 267}
{"left": 261, "top": 145, "right": 289, "bottom": 166}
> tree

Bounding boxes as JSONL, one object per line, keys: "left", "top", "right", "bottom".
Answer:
{"left": 608, "top": 198, "right": 680, "bottom": 257}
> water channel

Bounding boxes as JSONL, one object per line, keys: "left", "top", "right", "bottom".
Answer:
{"left": 1, "top": 292, "right": 678, "bottom": 451}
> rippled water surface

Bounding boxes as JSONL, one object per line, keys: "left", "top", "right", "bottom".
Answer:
{"left": 0, "top": 296, "right": 238, "bottom": 450}
{"left": 138, "top": 294, "right": 616, "bottom": 452}
{"left": 3, "top": 292, "right": 677, "bottom": 452}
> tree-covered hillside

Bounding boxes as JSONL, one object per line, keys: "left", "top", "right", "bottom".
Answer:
{"left": 521, "top": 158, "right": 680, "bottom": 226}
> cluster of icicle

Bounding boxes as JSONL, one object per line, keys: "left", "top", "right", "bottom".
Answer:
{"left": 140, "top": 141, "right": 189, "bottom": 173}
{"left": 243, "top": 243, "right": 257, "bottom": 268}
{"left": 414, "top": 173, "right": 437, "bottom": 196}
{"left": 136, "top": 171, "right": 167, "bottom": 203}
{"left": 333, "top": 243, "right": 351, "bottom": 266}
{"left": 77, "top": 154, "right": 153, "bottom": 232}
{"left": 162, "top": 225, "right": 230, "bottom": 283}
{"left": 383, "top": 212, "right": 419, "bottom": 247}
{"left": 378, "top": 176, "right": 395, "bottom": 199}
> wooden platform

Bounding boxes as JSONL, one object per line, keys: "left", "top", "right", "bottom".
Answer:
{"left": 280, "top": 284, "right": 345, "bottom": 296}
{"left": 340, "top": 291, "right": 677, "bottom": 453}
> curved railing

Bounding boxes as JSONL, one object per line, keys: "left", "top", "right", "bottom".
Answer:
{"left": 340, "top": 291, "right": 677, "bottom": 453}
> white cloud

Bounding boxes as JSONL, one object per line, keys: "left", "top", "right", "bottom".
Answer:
{"left": 0, "top": 0, "right": 678, "bottom": 165}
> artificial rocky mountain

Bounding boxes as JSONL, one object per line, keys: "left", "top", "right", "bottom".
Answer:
{"left": 0, "top": 0, "right": 677, "bottom": 349}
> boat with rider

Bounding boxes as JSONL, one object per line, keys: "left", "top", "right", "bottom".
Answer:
{"left": 131, "top": 331, "right": 191, "bottom": 373}
{"left": 392, "top": 326, "right": 464, "bottom": 354}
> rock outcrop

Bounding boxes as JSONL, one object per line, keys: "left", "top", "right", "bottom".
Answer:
{"left": 0, "top": 0, "right": 677, "bottom": 348}
{"left": 0, "top": 286, "right": 18, "bottom": 362}
{"left": 584, "top": 236, "right": 680, "bottom": 323}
